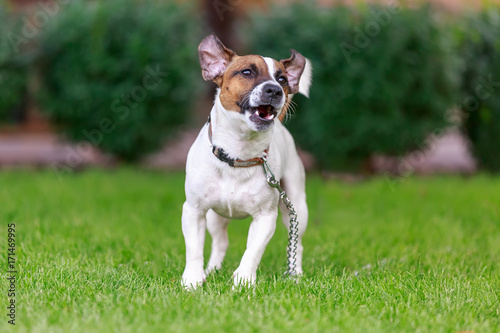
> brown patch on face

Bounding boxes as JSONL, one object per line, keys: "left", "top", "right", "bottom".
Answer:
{"left": 279, "top": 98, "right": 291, "bottom": 122}
{"left": 218, "top": 55, "right": 273, "bottom": 112}
{"left": 271, "top": 59, "right": 293, "bottom": 94}
{"left": 270, "top": 59, "right": 293, "bottom": 122}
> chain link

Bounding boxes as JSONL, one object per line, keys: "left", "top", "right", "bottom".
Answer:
{"left": 262, "top": 159, "right": 299, "bottom": 277}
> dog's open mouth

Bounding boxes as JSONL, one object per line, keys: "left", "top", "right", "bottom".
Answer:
{"left": 251, "top": 105, "right": 276, "bottom": 121}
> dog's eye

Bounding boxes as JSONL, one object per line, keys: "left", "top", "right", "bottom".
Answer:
{"left": 277, "top": 76, "right": 288, "bottom": 86}
{"left": 241, "top": 69, "right": 254, "bottom": 77}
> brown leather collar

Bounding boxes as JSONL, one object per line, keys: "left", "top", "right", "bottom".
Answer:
{"left": 207, "top": 115, "right": 268, "bottom": 168}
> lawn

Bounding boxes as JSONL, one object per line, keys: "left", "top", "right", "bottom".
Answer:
{"left": 1, "top": 169, "right": 499, "bottom": 332}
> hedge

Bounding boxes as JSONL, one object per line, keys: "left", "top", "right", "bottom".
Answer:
{"left": 460, "top": 8, "right": 500, "bottom": 172}
{"left": 36, "top": 0, "right": 202, "bottom": 161}
{"left": 245, "top": 3, "right": 460, "bottom": 171}
{"left": 0, "top": 4, "right": 28, "bottom": 124}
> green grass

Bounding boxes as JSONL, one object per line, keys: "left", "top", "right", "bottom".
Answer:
{"left": 1, "top": 169, "right": 499, "bottom": 332}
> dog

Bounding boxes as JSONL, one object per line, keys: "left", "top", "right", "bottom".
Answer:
{"left": 181, "top": 34, "right": 312, "bottom": 289}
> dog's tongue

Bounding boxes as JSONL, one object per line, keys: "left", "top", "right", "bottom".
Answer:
{"left": 256, "top": 105, "right": 274, "bottom": 120}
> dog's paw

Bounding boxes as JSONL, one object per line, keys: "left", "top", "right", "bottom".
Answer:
{"left": 204, "top": 263, "right": 221, "bottom": 276}
{"left": 232, "top": 269, "right": 256, "bottom": 288}
{"left": 182, "top": 269, "right": 206, "bottom": 290}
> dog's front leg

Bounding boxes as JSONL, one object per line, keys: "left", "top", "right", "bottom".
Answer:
{"left": 181, "top": 201, "right": 207, "bottom": 289}
{"left": 233, "top": 211, "right": 278, "bottom": 286}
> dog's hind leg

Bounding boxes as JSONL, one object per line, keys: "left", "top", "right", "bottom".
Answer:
{"left": 205, "top": 210, "right": 230, "bottom": 275}
{"left": 279, "top": 162, "right": 308, "bottom": 276}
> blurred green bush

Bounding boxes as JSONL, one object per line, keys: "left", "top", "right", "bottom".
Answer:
{"left": 460, "top": 8, "right": 500, "bottom": 172}
{"left": 0, "top": 5, "right": 28, "bottom": 124}
{"left": 36, "top": 0, "right": 201, "bottom": 161}
{"left": 245, "top": 3, "right": 460, "bottom": 170}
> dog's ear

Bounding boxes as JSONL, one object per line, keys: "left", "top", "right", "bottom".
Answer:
{"left": 198, "top": 34, "right": 236, "bottom": 85}
{"left": 280, "top": 49, "right": 307, "bottom": 95}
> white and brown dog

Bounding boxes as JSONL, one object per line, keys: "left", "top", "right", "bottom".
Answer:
{"left": 181, "top": 34, "right": 312, "bottom": 289}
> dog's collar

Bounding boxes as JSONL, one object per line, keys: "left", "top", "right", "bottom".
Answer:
{"left": 207, "top": 115, "right": 268, "bottom": 168}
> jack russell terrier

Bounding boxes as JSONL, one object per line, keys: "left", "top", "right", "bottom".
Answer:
{"left": 182, "top": 34, "right": 312, "bottom": 289}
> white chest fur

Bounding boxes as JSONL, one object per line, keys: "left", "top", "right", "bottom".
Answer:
{"left": 206, "top": 168, "right": 277, "bottom": 219}
{"left": 184, "top": 105, "right": 284, "bottom": 220}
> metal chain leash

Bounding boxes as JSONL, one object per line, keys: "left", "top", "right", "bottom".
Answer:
{"left": 262, "top": 158, "right": 299, "bottom": 277}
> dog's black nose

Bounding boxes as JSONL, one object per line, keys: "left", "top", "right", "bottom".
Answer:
{"left": 262, "top": 83, "right": 283, "bottom": 99}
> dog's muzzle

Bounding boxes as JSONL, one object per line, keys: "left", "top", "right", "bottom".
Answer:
{"left": 248, "top": 83, "right": 284, "bottom": 128}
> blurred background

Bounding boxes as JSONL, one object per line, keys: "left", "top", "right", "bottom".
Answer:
{"left": 1, "top": 0, "right": 499, "bottom": 176}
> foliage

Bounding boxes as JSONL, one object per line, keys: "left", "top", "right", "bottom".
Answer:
{"left": 245, "top": 3, "right": 460, "bottom": 170}
{"left": 36, "top": 0, "right": 201, "bottom": 161}
{"left": 0, "top": 5, "right": 28, "bottom": 124}
{"left": 459, "top": 8, "right": 500, "bottom": 172}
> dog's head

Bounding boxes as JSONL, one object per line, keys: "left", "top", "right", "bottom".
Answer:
{"left": 199, "top": 34, "right": 311, "bottom": 132}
